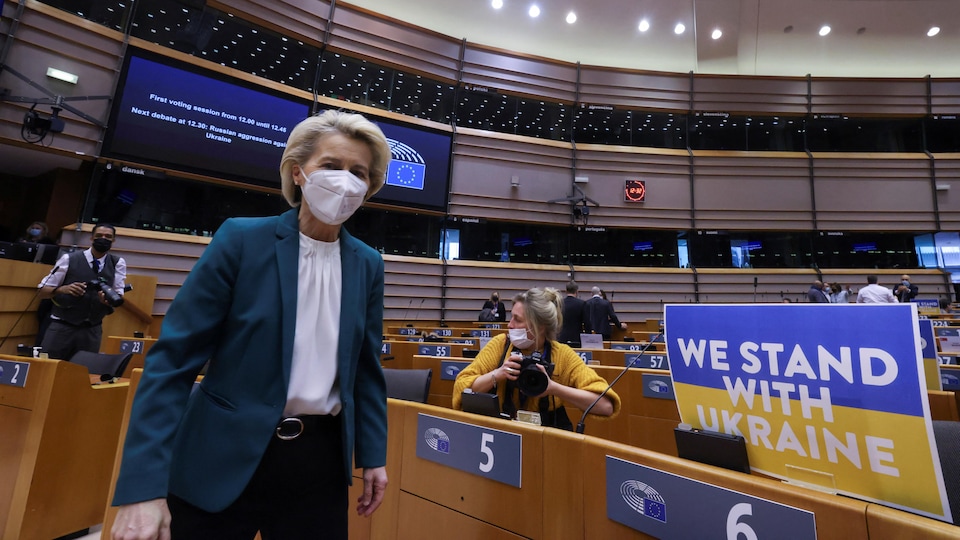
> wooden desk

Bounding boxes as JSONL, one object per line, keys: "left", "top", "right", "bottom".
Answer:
{"left": 381, "top": 340, "right": 477, "bottom": 370}
{"left": 0, "top": 355, "right": 129, "bottom": 540}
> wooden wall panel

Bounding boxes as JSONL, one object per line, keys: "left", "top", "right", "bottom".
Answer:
{"left": 461, "top": 45, "right": 578, "bottom": 102}
{"left": 933, "top": 155, "right": 960, "bottom": 231}
{"left": 692, "top": 153, "right": 813, "bottom": 230}
{"left": 209, "top": 0, "right": 329, "bottom": 47}
{"left": 443, "top": 259, "right": 568, "bottom": 321}
{"left": 929, "top": 79, "right": 960, "bottom": 115}
{"left": 692, "top": 75, "right": 808, "bottom": 115}
{"left": 812, "top": 154, "right": 936, "bottom": 231}
{"left": 383, "top": 255, "right": 444, "bottom": 322}
{"left": 577, "top": 66, "right": 690, "bottom": 111}
{"left": 328, "top": 4, "right": 461, "bottom": 81}
{"left": 448, "top": 130, "right": 575, "bottom": 223}
{"left": 810, "top": 78, "right": 929, "bottom": 115}
{"left": 574, "top": 145, "right": 693, "bottom": 229}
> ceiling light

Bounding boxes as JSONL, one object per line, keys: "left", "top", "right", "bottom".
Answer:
{"left": 928, "top": 26, "right": 941, "bottom": 37}
{"left": 674, "top": 23, "right": 686, "bottom": 35}
{"left": 711, "top": 29, "right": 722, "bottom": 40}
{"left": 491, "top": 0, "right": 503, "bottom": 9}
{"left": 566, "top": 11, "right": 576, "bottom": 24}
{"left": 819, "top": 25, "right": 831, "bottom": 37}
{"left": 46, "top": 67, "right": 78, "bottom": 84}
{"left": 638, "top": 19, "right": 650, "bottom": 32}
{"left": 529, "top": 4, "right": 540, "bottom": 17}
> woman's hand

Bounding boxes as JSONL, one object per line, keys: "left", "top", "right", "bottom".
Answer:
{"left": 498, "top": 353, "right": 523, "bottom": 382}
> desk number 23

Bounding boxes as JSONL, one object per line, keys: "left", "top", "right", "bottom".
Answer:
{"left": 479, "top": 433, "right": 495, "bottom": 473}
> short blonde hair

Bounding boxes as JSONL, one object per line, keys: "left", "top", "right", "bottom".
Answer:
{"left": 279, "top": 110, "right": 391, "bottom": 207}
{"left": 513, "top": 287, "right": 563, "bottom": 344}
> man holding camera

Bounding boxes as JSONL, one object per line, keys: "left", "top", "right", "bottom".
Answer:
{"left": 37, "top": 224, "right": 126, "bottom": 360}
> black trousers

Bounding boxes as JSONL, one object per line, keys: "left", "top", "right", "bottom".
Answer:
{"left": 168, "top": 415, "right": 347, "bottom": 540}
{"left": 41, "top": 320, "right": 101, "bottom": 360}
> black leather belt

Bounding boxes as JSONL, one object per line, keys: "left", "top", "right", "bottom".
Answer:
{"left": 275, "top": 415, "right": 338, "bottom": 440}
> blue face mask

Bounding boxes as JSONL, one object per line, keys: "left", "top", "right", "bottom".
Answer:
{"left": 28, "top": 227, "right": 42, "bottom": 237}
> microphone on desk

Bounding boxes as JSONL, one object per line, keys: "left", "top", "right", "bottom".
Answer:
{"left": 403, "top": 298, "right": 414, "bottom": 327}
{"left": 576, "top": 331, "right": 664, "bottom": 435}
{"left": 0, "top": 266, "right": 60, "bottom": 352}
{"left": 412, "top": 298, "right": 425, "bottom": 322}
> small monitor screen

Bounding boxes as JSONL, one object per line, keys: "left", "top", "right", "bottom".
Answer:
{"left": 368, "top": 118, "right": 452, "bottom": 212}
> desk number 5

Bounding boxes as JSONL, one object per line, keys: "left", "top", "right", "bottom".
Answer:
{"left": 479, "top": 433, "right": 494, "bottom": 472}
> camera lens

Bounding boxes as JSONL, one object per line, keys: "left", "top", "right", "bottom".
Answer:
{"left": 89, "top": 279, "right": 124, "bottom": 307}
{"left": 517, "top": 366, "right": 548, "bottom": 395}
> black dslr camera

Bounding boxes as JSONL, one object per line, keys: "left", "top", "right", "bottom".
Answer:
{"left": 516, "top": 351, "right": 554, "bottom": 396}
{"left": 87, "top": 278, "right": 124, "bottom": 307}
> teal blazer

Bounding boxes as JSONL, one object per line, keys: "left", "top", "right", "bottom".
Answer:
{"left": 113, "top": 209, "right": 387, "bottom": 512}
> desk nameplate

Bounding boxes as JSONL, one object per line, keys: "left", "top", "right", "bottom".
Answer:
{"left": 0, "top": 359, "right": 30, "bottom": 388}
{"left": 440, "top": 360, "right": 470, "bottom": 381}
{"left": 119, "top": 339, "right": 145, "bottom": 354}
{"left": 418, "top": 345, "right": 452, "bottom": 357}
{"left": 606, "top": 456, "right": 816, "bottom": 538}
{"left": 416, "top": 413, "right": 522, "bottom": 487}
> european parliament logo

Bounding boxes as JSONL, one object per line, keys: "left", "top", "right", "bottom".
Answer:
{"left": 620, "top": 480, "right": 667, "bottom": 523}
{"left": 647, "top": 379, "right": 670, "bottom": 394}
{"left": 386, "top": 138, "right": 426, "bottom": 190}
{"left": 424, "top": 427, "right": 450, "bottom": 454}
{"left": 444, "top": 365, "right": 461, "bottom": 377}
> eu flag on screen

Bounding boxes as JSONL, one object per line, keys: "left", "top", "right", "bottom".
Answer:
{"left": 643, "top": 498, "right": 666, "bottom": 522}
{"left": 386, "top": 160, "right": 426, "bottom": 190}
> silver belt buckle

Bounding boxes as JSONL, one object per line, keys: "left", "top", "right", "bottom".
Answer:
{"left": 276, "top": 417, "right": 304, "bottom": 440}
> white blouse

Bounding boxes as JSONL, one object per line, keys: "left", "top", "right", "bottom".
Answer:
{"left": 284, "top": 233, "right": 343, "bottom": 416}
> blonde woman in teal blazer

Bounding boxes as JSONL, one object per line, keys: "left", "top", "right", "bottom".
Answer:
{"left": 112, "top": 111, "right": 390, "bottom": 540}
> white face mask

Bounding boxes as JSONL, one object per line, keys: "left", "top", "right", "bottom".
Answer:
{"left": 300, "top": 169, "right": 368, "bottom": 225}
{"left": 508, "top": 328, "right": 534, "bottom": 349}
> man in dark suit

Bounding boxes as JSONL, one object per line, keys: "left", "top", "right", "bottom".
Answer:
{"left": 583, "top": 286, "right": 627, "bottom": 340}
{"left": 807, "top": 280, "right": 830, "bottom": 303}
{"left": 558, "top": 281, "right": 586, "bottom": 346}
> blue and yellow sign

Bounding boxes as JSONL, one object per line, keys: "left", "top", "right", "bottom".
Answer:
{"left": 665, "top": 303, "right": 950, "bottom": 521}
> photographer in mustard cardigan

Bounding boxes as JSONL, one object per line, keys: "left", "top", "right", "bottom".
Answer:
{"left": 453, "top": 287, "right": 620, "bottom": 429}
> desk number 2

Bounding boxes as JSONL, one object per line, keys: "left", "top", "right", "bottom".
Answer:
{"left": 479, "top": 433, "right": 495, "bottom": 472}
{"left": 11, "top": 364, "right": 20, "bottom": 385}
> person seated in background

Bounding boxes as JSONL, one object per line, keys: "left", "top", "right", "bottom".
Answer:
{"left": 939, "top": 298, "right": 955, "bottom": 314}
{"left": 481, "top": 291, "right": 506, "bottom": 322}
{"left": 856, "top": 275, "right": 898, "bottom": 304}
{"left": 16, "top": 221, "right": 56, "bottom": 244}
{"left": 453, "top": 287, "right": 620, "bottom": 430}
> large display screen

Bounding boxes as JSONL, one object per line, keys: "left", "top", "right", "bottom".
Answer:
{"left": 105, "top": 48, "right": 452, "bottom": 211}
{"left": 103, "top": 48, "right": 310, "bottom": 186}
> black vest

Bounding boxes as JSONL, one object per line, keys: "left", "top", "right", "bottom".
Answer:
{"left": 51, "top": 251, "right": 118, "bottom": 326}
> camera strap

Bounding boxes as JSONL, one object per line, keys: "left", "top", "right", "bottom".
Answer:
{"left": 499, "top": 339, "right": 565, "bottom": 426}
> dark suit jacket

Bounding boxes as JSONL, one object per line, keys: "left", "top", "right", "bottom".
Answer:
{"left": 558, "top": 295, "right": 586, "bottom": 345}
{"left": 113, "top": 209, "right": 387, "bottom": 512}
{"left": 482, "top": 300, "right": 506, "bottom": 322}
{"left": 808, "top": 286, "right": 830, "bottom": 303}
{"left": 583, "top": 295, "right": 621, "bottom": 339}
